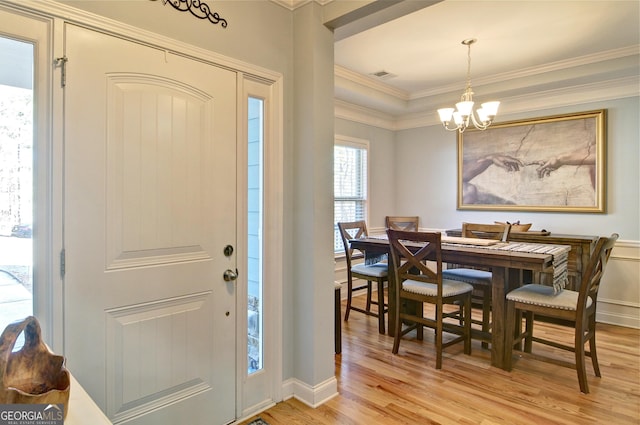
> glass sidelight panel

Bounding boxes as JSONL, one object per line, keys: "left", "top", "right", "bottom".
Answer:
{"left": 0, "top": 37, "right": 34, "bottom": 332}
{"left": 247, "top": 97, "right": 264, "bottom": 374}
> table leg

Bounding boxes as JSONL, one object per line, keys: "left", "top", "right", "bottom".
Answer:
{"left": 387, "top": 267, "right": 397, "bottom": 337}
{"left": 491, "top": 267, "right": 524, "bottom": 370}
{"left": 490, "top": 267, "right": 507, "bottom": 369}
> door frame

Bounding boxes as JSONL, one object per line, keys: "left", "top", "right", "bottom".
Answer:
{"left": 0, "top": 3, "right": 62, "bottom": 348}
{"left": 3, "top": 0, "right": 284, "bottom": 420}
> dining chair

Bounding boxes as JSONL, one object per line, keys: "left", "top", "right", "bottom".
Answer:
{"left": 387, "top": 229, "right": 473, "bottom": 369}
{"left": 504, "top": 233, "right": 618, "bottom": 394}
{"left": 385, "top": 216, "right": 420, "bottom": 231}
{"left": 338, "top": 221, "right": 389, "bottom": 334}
{"left": 442, "top": 222, "right": 511, "bottom": 348}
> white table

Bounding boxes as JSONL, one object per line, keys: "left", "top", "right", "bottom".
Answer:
{"left": 66, "top": 374, "right": 112, "bottom": 425}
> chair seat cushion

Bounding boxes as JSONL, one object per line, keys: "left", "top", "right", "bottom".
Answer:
{"left": 351, "top": 262, "right": 388, "bottom": 278}
{"left": 506, "top": 284, "right": 592, "bottom": 310}
{"left": 442, "top": 268, "right": 491, "bottom": 285}
{"left": 403, "top": 279, "right": 473, "bottom": 297}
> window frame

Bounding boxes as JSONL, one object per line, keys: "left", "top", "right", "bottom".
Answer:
{"left": 334, "top": 135, "right": 370, "bottom": 255}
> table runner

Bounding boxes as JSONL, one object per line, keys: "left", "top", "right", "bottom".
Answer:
{"left": 473, "top": 241, "right": 570, "bottom": 293}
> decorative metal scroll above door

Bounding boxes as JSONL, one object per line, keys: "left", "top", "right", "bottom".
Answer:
{"left": 151, "top": 0, "right": 228, "bottom": 27}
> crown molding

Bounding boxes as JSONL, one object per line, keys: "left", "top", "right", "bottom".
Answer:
{"left": 270, "top": 0, "right": 332, "bottom": 11}
{"left": 335, "top": 44, "right": 640, "bottom": 104}
{"left": 410, "top": 45, "right": 640, "bottom": 100}
{"left": 336, "top": 75, "right": 640, "bottom": 131}
{"left": 335, "top": 65, "right": 410, "bottom": 100}
{"left": 334, "top": 99, "right": 397, "bottom": 130}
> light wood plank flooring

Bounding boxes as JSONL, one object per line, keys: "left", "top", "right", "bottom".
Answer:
{"left": 241, "top": 292, "right": 640, "bottom": 424}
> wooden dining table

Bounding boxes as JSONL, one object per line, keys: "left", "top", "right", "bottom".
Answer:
{"left": 349, "top": 235, "right": 569, "bottom": 370}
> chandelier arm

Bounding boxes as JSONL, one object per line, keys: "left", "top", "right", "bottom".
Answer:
{"left": 470, "top": 112, "right": 489, "bottom": 130}
{"left": 442, "top": 122, "right": 463, "bottom": 132}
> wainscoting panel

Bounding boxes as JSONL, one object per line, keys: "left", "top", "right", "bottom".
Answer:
{"left": 335, "top": 234, "right": 639, "bottom": 329}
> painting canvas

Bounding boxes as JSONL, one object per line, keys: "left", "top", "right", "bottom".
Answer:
{"left": 458, "top": 110, "right": 606, "bottom": 212}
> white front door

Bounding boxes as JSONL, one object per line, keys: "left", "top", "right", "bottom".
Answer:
{"left": 63, "top": 24, "right": 237, "bottom": 425}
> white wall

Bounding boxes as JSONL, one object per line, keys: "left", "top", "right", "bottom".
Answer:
{"left": 48, "top": 0, "right": 336, "bottom": 405}
{"left": 394, "top": 98, "right": 639, "bottom": 239}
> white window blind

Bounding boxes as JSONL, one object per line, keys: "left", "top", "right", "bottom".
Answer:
{"left": 334, "top": 141, "right": 368, "bottom": 252}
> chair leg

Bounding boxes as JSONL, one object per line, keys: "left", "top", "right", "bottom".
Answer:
{"left": 524, "top": 312, "right": 534, "bottom": 353}
{"left": 365, "top": 281, "right": 373, "bottom": 312}
{"left": 334, "top": 285, "right": 341, "bottom": 354}
{"left": 575, "top": 322, "right": 590, "bottom": 394}
{"left": 416, "top": 301, "right": 424, "bottom": 340}
{"left": 463, "top": 295, "right": 472, "bottom": 355}
{"left": 481, "top": 287, "right": 491, "bottom": 349}
{"left": 435, "top": 303, "right": 443, "bottom": 370}
{"left": 377, "top": 278, "right": 385, "bottom": 334}
{"left": 392, "top": 311, "right": 402, "bottom": 355}
{"left": 344, "top": 276, "right": 353, "bottom": 322}
{"left": 504, "top": 300, "right": 516, "bottom": 371}
{"left": 588, "top": 316, "right": 601, "bottom": 377}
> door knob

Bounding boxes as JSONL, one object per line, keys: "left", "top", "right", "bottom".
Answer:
{"left": 223, "top": 269, "right": 238, "bottom": 282}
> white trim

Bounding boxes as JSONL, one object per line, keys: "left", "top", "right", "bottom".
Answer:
{"left": 281, "top": 377, "right": 339, "bottom": 408}
{"left": 237, "top": 75, "right": 285, "bottom": 416}
{"left": 0, "top": 2, "right": 61, "bottom": 350}
{"left": 598, "top": 298, "right": 640, "bottom": 328}
{"left": 336, "top": 75, "right": 640, "bottom": 131}
{"left": 6, "top": 0, "right": 282, "bottom": 85}
{"left": 410, "top": 45, "right": 640, "bottom": 99}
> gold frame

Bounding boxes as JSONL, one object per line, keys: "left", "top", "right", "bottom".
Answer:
{"left": 457, "top": 109, "right": 606, "bottom": 212}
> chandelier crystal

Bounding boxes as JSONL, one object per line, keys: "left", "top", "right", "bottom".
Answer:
{"left": 437, "top": 39, "right": 499, "bottom": 133}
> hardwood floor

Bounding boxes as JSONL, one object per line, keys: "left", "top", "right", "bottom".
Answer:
{"left": 241, "top": 292, "right": 640, "bottom": 424}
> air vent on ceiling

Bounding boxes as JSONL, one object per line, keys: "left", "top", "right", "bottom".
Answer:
{"left": 369, "top": 70, "right": 397, "bottom": 80}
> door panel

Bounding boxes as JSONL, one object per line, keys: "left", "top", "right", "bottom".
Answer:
{"left": 64, "top": 24, "right": 236, "bottom": 425}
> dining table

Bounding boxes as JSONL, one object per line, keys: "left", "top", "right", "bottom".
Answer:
{"left": 349, "top": 234, "right": 571, "bottom": 370}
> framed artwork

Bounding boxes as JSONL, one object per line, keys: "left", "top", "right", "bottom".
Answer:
{"left": 457, "top": 109, "right": 606, "bottom": 212}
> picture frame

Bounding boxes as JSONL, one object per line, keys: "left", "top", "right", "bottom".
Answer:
{"left": 457, "top": 109, "right": 606, "bottom": 213}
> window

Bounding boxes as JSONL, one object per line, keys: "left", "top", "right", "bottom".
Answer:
{"left": 334, "top": 137, "right": 368, "bottom": 253}
{"left": 247, "top": 96, "right": 264, "bottom": 374}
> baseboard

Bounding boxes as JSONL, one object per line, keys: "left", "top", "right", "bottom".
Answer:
{"left": 281, "top": 376, "right": 339, "bottom": 408}
{"left": 597, "top": 298, "right": 640, "bottom": 329}
{"left": 237, "top": 399, "right": 277, "bottom": 423}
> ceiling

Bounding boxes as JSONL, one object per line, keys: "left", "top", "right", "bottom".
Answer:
{"left": 332, "top": 0, "right": 640, "bottom": 127}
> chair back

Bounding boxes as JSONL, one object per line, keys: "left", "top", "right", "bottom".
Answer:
{"left": 578, "top": 233, "right": 618, "bottom": 313}
{"left": 462, "top": 222, "right": 511, "bottom": 242}
{"left": 338, "top": 221, "right": 369, "bottom": 269}
{"left": 387, "top": 229, "right": 443, "bottom": 295}
{"left": 385, "top": 216, "right": 420, "bottom": 231}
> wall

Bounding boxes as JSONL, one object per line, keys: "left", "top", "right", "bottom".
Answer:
{"left": 49, "top": 0, "right": 336, "bottom": 404}
{"left": 335, "top": 96, "right": 640, "bottom": 328}
{"left": 395, "top": 98, "right": 639, "bottom": 239}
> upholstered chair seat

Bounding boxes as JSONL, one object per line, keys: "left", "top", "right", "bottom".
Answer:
{"left": 506, "top": 284, "right": 592, "bottom": 310}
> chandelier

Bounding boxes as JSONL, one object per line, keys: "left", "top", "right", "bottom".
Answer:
{"left": 437, "top": 39, "right": 499, "bottom": 133}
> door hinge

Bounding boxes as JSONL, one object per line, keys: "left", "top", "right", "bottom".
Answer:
{"left": 60, "top": 249, "right": 66, "bottom": 278}
{"left": 55, "top": 56, "right": 68, "bottom": 87}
